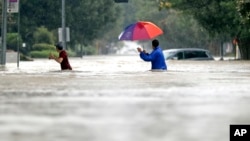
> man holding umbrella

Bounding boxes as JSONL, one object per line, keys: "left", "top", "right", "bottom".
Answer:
{"left": 119, "top": 21, "right": 166, "bottom": 70}
{"left": 137, "top": 39, "right": 167, "bottom": 70}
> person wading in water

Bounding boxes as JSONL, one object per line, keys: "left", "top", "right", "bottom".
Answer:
{"left": 49, "top": 43, "right": 72, "bottom": 70}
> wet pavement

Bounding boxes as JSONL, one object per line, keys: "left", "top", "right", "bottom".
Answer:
{"left": 0, "top": 55, "right": 250, "bottom": 141}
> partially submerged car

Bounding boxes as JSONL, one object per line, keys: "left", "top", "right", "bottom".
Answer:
{"left": 163, "top": 48, "right": 214, "bottom": 60}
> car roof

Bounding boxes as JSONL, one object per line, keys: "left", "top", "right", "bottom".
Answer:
{"left": 163, "top": 48, "right": 210, "bottom": 52}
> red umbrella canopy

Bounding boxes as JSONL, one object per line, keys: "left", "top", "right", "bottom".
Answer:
{"left": 119, "top": 21, "right": 163, "bottom": 41}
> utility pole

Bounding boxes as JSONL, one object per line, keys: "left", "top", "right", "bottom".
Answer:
{"left": 220, "top": 41, "right": 224, "bottom": 61}
{"left": 62, "top": 0, "right": 66, "bottom": 49}
{"left": 1, "top": 0, "right": 7, "bottom": 66}
{"left": 17, "top": 0, "right": 20, "bottom": 67}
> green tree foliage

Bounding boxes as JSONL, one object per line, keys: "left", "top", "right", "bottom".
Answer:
{"left": 159, "top": 10, "right": 210, "bottom": 49}
{"left": 66, "top": 0, "right": 121, "bottom": 55}
{"left": 7, "top": 33, "right": 21, "bottom": 51}
{"left": 32, "top": 43, "right": 55, "bottom": 51}
{"left": 30, "top": 43, "right": 76, "bottom": 58}
{"left": 117, "top": 0, "right": 211, "bottom": 50}
{"left": 33, "top": 26, "right": 55, "bottom": 45}
{"left": 159, "top": 0, "right": 250, "bottom": 59}
{"left": 4, "top": 0, "right": 240, "bottom": 57}
{"left": 19, "top": 0, "right": 120, "bottom": 48}
{"left": 159, "top": 0, "right": 239, "bottom": 36}
{"left": 0, "top": 0, "right": 122, "bottom": 56}
{"left": 19, "top": 0, "right": 60, "bottom": 46}
{"left": 236, "top": 1, "right": 250, "bottom": 59}
{"left": 237, "top": 0, "right": 250, "bottom": 24}
{"left": 30, "top": 43, "right": 55, "bottom": 58}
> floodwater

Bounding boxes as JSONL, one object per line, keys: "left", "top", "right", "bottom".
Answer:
{"left": 0, "top": 55, "right": 250, "bottom": 141}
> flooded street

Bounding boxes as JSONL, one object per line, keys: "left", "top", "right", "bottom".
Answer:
{"left": 1, "top": 55, "right": 250, "bottom": 141}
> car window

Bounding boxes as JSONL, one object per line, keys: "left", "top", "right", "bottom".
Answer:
{"left": 184, "top": 51, "right": 208, "bottom": 59}
{"left": 175, "top": 52, "right": 184, "bottom": 60}
{"left": 164, "top": 51, "right": 176, "bottom": 59}
{"left": 197, "top": 51, "right": 209, "bottom": 57}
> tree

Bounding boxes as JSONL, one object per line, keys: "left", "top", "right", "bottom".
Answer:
{"left": 17, "top": 0, "right": 120, "bottom": 51}
{"left": 159, "top": 0, "right": 250, "bottom": 59}
{"left": 112, "top": 0, "right": 211, "bottom": 52}
{"left": 236, "top": 0, "right": 250, "bottom": 59}
{"left": 19, "top": 0, "right": 60, "bottom": 46}
{"left": 1, "top": 0, "right": 222, "bottom": 56}
{"left": 66, "top": 0, "right": 120, "bottom": 45}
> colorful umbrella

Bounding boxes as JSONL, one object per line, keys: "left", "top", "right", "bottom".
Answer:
{"left": 118, "top": 21, "right": 163, "bottom": 41}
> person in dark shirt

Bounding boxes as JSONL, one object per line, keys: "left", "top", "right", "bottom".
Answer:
{"left": 137, "top": 39, "right": 167, "bottom": 70}
{"left": 49, "top": 43, "right": 72, "bottom": 70}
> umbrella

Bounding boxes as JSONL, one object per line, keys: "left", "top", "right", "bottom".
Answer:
{"left": 118, "top": 21, "right": 163, "bottom": 41}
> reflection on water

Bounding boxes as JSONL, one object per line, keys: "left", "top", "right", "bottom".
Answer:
{"left": 0, "top": 55, "right": 250, "bottom": 141}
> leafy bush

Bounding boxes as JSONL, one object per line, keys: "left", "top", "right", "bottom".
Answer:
{"left": 30, "top": 50, "right": 57, "bottom": 58}
{"left": 32, "top": 43, "right": 55, "bottom": 51}
{"left": 30, "top": 50, "right": 76, "bottom": 58}
{"left": 33, "top": 26, "right": 55, "bottom": 44}
{"left": 7, "top": 33, "right": 23, "bottom": 51}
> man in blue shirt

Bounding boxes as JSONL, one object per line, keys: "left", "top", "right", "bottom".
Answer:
{"left": 137, "top": 39, "right": 167, "bottom": 70}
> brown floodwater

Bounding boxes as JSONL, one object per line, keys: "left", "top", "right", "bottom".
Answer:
{"left": 0, "top": 55, "right": 250, "bottom": 141}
